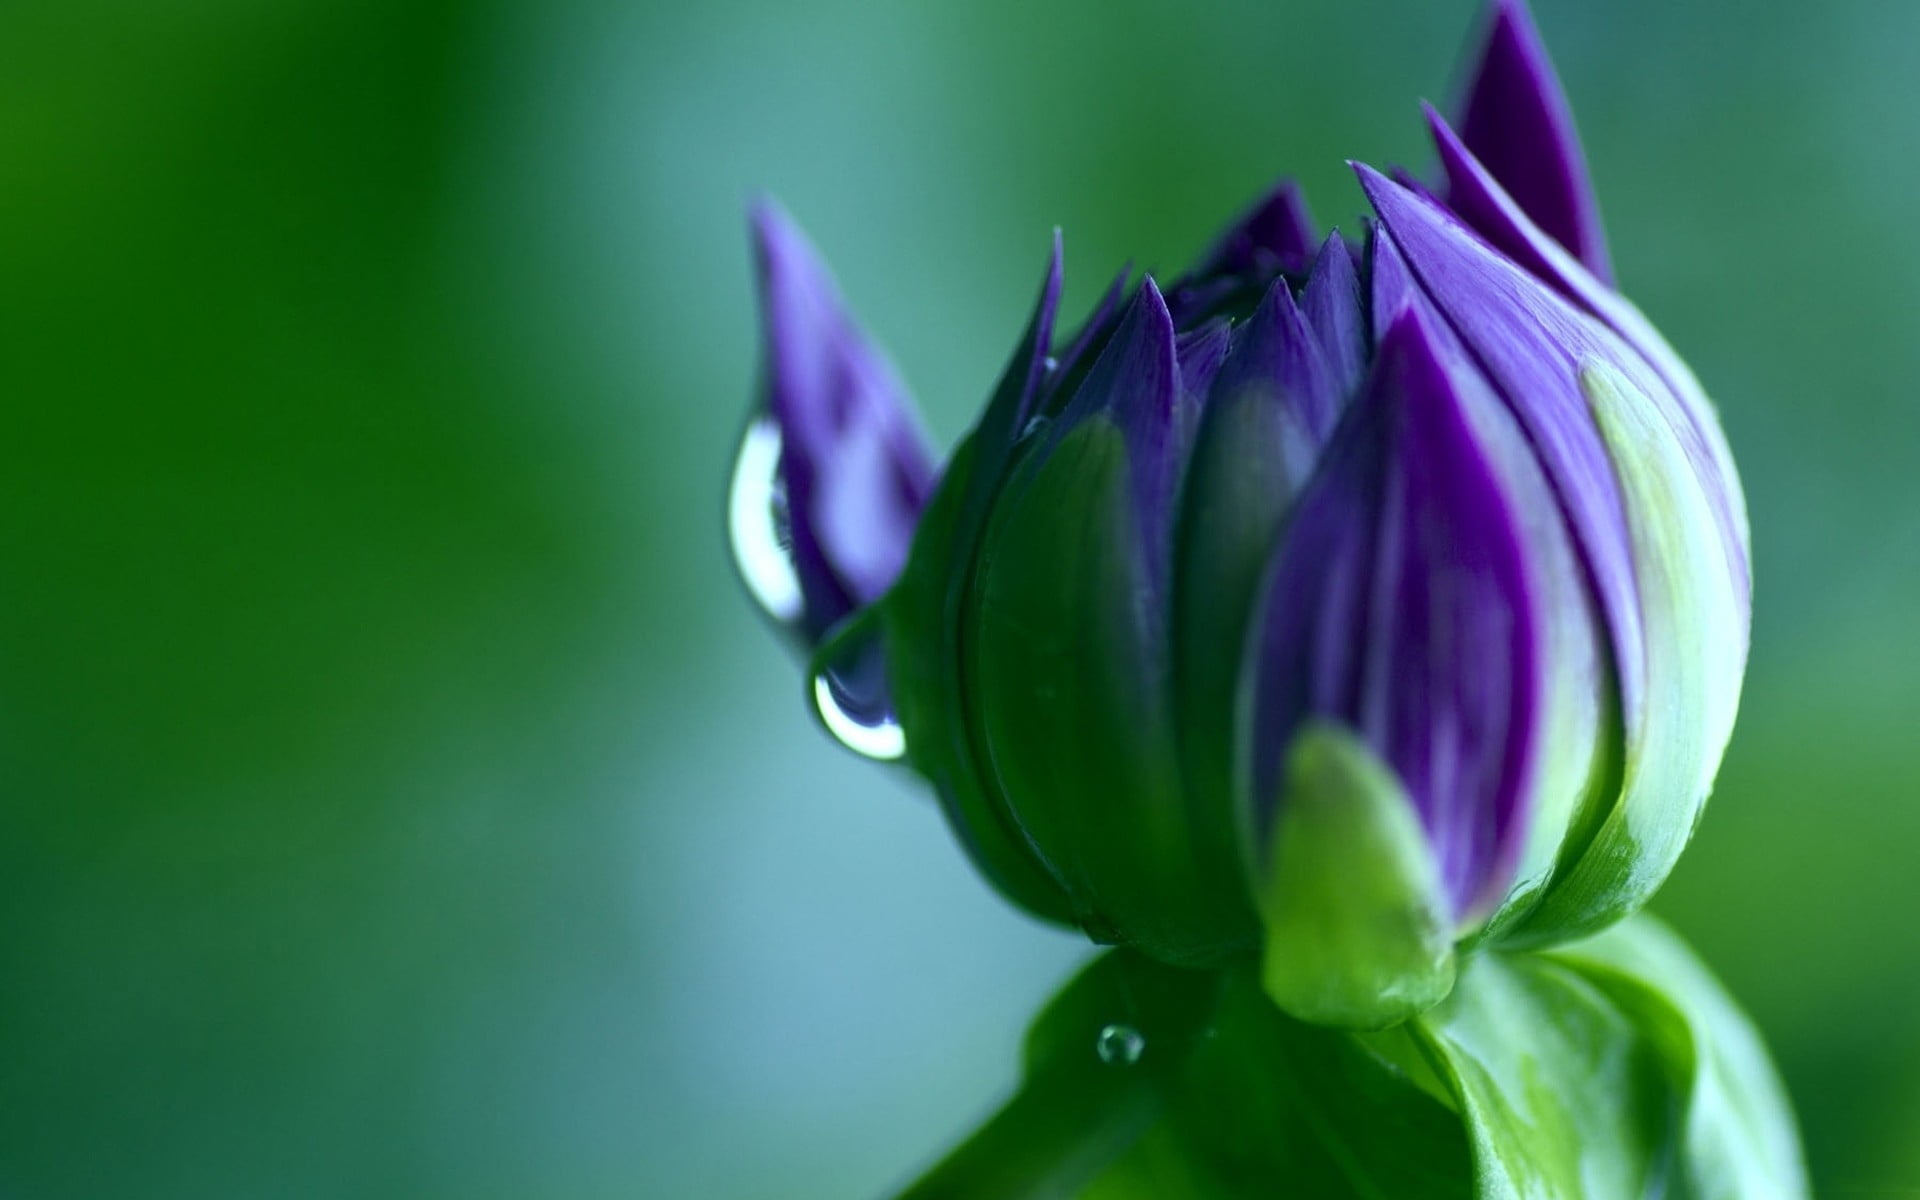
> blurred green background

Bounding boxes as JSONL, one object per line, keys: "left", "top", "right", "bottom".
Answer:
{"left": 1, "top": 0, "right": 1912, "bottom": 1195}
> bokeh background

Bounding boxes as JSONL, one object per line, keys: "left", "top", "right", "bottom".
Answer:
{"left": 2, "top": 0, "right": 1913, "bottom": 1195}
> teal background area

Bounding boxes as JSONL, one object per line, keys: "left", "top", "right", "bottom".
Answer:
{"left": 2, "top": 0, "right": 1914, "bottom": 1194}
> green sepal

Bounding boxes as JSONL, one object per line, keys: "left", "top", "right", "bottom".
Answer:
{"left": 1167, "top": 374, "right": 1311, "bottom": 956}
{"left": 883, "top": 431, "right": 1077, "bottom": 926}
{"left": 880, "top": 247, "right": 1083, "bottom": 928}
{"left": 972, "top": 420, "right": 1252, "bottom": 963}
{"left": 1257, "top": 721, "right": 1457, "bottom": 1030}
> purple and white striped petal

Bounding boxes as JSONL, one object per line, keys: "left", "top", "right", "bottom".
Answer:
{"left": 1358, "top": 165, "right": 1648, "bottom": 775}
{"left": 1250, "top": 309, "right": 1542, "bottom": 919}
{"left": 1424, "top": 109, "right": 1751, "bottom": 606}
{"left": 1359, "top": 166, "right": 1751, "bottom": 937}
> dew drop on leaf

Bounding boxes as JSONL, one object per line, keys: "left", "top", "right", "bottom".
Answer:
{"left": 1095, "top": 1023, "right": 1145, "bottom": 1067}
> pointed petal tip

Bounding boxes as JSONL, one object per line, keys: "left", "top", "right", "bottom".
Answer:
{"left": 1424, "top": 93, "right": 1620, "bottom": 306}
{"left": 1421, "top": 104, "right": 1483, "bottom": 195}
{"left": 1013, "top": 227, "right": 1069, "bottom": 415}
{"left": 1134, "top": 273, "right": 1175, "bottom": 335}
{"left": 1467, "top": 0, "right": 1554, "bottom": 87}
{"left": 1352, "top": 162, "right": 1428, "bottom": 235}
{"left": 1184, "top": 180, "right": 1317, "bottom": 287}
{"left": 737, "top": 194, "right": 937, "bottom": 639}
{"left": 1487, "top": 0, "right": 1545, "bottom": 53}
{"left": 1452, "top": 0, "right": 1612, "bottom": 279}
{"left": 1040, "top": 226, "right": 1065, "bottom": 302}
{"left": 1349, "top": 159, "right": 1396, "bottom": 195}
{"left": 1251, "top": 178, "right": 1314, "bottom": 238}
{"left": 1072, "top": 272, "right": 1177, "bottom": 421}
{"left": 1378, "top": 304, "right": 1436, "bottom": 357}
{"left": 1371, "top": 306, "right": 1459, "bottom": 404}
{"left": 1490, "top": 0, "right": 1534, "bottom": 29}
{"left": 747, "top": 196, "right": 840, "bottom": 305}
{"left": 747, "top": 194, "right": 802, "bottom": 258}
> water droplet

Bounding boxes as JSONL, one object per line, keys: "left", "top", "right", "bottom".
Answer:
{"left": 728, "top": 417, "right": 805, "bottom": 625}
{"left": 1019, "top": 415, "right": 1051, "bottom": 441}
{"left": 811, "top": 665, "right": 906, "bottom": 762}
{"left": 1096, "top": 1023, "right": 1144, "bottom": 1067}
{"left": 1043, "top": 355, "right": 1060, "bottom": 373}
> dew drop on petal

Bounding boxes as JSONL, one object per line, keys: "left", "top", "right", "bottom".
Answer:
{"left": 728, "top": 417, "right": 805, "bottom": 625}
{"left": 810, "top": 667, "right": 906, "bottom": 762}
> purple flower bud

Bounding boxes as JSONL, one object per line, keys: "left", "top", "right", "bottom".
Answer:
{"left": 731, "top": 1, "right": 1751, "bottom": 1023}
{"left": 729, "top": 200, "right": 938, "bottom": 736}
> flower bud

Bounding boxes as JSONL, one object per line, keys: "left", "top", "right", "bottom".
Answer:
{"left": 731, "top": 0, "right": 1752, "bottom": 1025}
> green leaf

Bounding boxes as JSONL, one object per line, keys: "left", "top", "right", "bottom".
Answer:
{"left": 1257, "top": 722, "right": 1457, "bottom": 1030}
{"left": 1413, "top": 945, "right": 1676, "bottom": 1199}
{"left": 894, "top": 951, "right": 1474, "bottom": 1200}
{"left": 1545, "top": 916, "right": 1809, "bottom": 1200}
{"left": 1170, "top": 372, "right": 1309, "bottom": 930}
{"left": 896, "top": 922, "right": 1802, "bottom": 1200}
{"left": 1085, "top": 974, "right": 1474, "bottom": 1199}
{"left": 1414, "top": 915, "right": 1806, "bottom": 1199}
{"left": 891, "top": 950, "right": 1222, "bottom": 1200}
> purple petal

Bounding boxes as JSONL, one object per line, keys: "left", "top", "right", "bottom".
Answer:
{"left": 964, "top": 230, "right": 1067, "bottom": 470}
{"left": 1451, "top": 0, "right": 1611, "bottom": 281}
{"left": 1192, "top": 179, "right": 1317, "bottom": 280}
{"left": 1423, "top": 110, "right": 1750, "bottom": 602}
{"left": 1356, "top": 164, "right": 1649, "bottom": 757}
{"left": 1251, "top": 310, "right": 1541, "bottom": 918}
{"left": 1298, "top": 232, "right": 1367, "bottom": 401}
{"left": 746, "top": 200, "right": 938, "bottom": 643}
{"left": 1366, "top": 219, "right": 1420, "bottom": 342}
{"left": 1166, "top": 181, "right": 1317, "bottom": 329}
{"left": 1039, "top": 265, "right": 1132, "bottom": 418}
{"left": 1426, "top": 105, "right": 1581, "bottom": 307}
{"left": 1051, "top": 278, "right": 1182, "bottom": 583}
{"left": 1208, "top": 277, "right": 1341, "bottom": 479}
{"left": 1176, "top": 319, "right": 1233, "bottom": 415}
